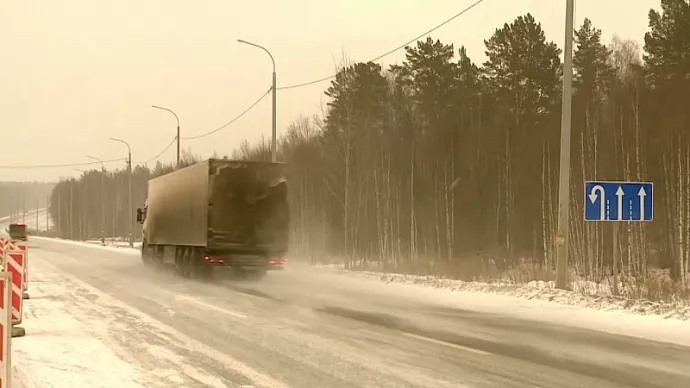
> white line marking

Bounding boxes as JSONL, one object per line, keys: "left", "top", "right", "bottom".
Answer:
{"left": 175, "top": 295, "right": 248, "bottom": 319}
{"left": 403, "top": 332, "right": 491, "bottom": 356}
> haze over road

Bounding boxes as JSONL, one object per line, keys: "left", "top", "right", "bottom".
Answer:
{"left": 12, "top": 235, "right": 690, "bottom": 388}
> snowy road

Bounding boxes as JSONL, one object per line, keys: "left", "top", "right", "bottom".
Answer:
{"left": 11, "top": 237, "right": 690, "bottom": 388}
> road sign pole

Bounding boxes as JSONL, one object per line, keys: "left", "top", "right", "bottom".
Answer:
{"left": 612, "top": 222, "right": 619, "bottom": 295}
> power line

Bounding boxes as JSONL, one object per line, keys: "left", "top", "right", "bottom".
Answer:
{"left": 181, "top": 87, "right": 271, "bottom": 140}
{"left": 0, "top": 158, "right": 126, "bottom": 169}
{"left": 276, "top": 0, "right": 487, "bottom": 91}
{"left": 178, "top": 1, "right": 487, "bottom": 141}
{"left": 176, "top": 0, "right": 487, "bottom": 143}
{"left": 0, "top": 2, "right": 486, "bottom": 169}
{"left": 134, "top": 137, "right": 177, "bottom": 165}
{"left": 0, "top": 136, "right": 176, "bottom": 170}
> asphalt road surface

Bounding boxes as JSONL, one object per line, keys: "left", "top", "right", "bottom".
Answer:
{"left": 21, "top": 238, "right": 690, "bottom": 388}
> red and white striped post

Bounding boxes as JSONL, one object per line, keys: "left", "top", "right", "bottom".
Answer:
{"left": 5, "top": 252, "right": 24, "bottom": 338}
{"left": 0, "top": 271, "right": 13, "bottom": 387}
{"left": 9, "top": 243, "right": 28, "bottom": 300}
{"left": 2, "top": 243, "right": 25, "bottom": 338}
{"left": 0, "top": 239, "right": 5, "bottom": 266}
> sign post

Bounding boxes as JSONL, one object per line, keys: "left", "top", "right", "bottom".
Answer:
{"left": 584, "top": 181, "right": 653, "bottom": 295}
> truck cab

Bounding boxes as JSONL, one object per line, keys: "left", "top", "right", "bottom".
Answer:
{"left": 136, "top": 201, "right": 147, "bottom": 225}
{"left": 136, "top": 201, "right": 148, "bottom": 249}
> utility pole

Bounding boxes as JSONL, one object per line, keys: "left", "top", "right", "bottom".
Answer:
{"left": 35, "top": 200, "right": 38, "bottom": 232}
{"left": 69, "top": 180, "right": 74, "bottom": 239}
{"left": 73, "top": 168, "right": 87, "bottom": 240}
{"left": 83, "top": 179, "right": 88, "bottom": 240}
{"left": 127, "top": 153, "right": 132, "bottom": 246}
{"left": 555, "top": 0, "right": 575, "bottom": 290}
{"left": 110, "top": 138, "right": 134, "bottom": 247}
{"left": 46, "top": 196, "right": 49, "bottom": 233}
{"left": 57, "top": 186, "right": 61, "bottom": 236}
{"left": 88, "top": 156, "right": 106, "bottom": 244}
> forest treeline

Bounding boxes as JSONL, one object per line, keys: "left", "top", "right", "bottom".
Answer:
{"left": 48, "top": 2, "right": 689, "bottom": 299}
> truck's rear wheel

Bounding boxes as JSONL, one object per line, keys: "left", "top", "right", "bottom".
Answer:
{"left": 175, "top": 247, "right": 192, "bottom": 278}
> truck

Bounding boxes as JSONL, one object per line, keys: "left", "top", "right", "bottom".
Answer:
{"left": 8, "top": 222, "right": 28, "bottom": 241}
{"left": 135, "top": 158, "right": 289, "bottom": 280}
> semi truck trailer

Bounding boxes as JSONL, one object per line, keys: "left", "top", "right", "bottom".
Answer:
{"left": 136, "top": 158, "right": 289, "bottom": 280}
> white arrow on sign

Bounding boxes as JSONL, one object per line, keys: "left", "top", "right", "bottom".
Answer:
{"left": 616, "top": 186, "right": 624, "bottom": 220}
{"left": 638, "top": 187, "right": 647, "bottom": 220}
{"left": 589, "top": 185, "right": 606, "bottom": 220}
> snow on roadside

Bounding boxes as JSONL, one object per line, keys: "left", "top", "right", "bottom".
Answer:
{"left": 16, "top": 250, "right": 284, "bottom": 388}
{"left": 313, "top": 264, "right": 690, "bottom": 321}
{"left": 31, "top": 236, "right": 140, "bottom": 256}
{"left": 87, "top": 238, "right": 142, "bottom": 250}
{"left": 14, "top": 272, "right": 144, "bottom": 387}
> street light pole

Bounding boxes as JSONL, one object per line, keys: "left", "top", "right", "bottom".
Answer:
{"left": 110, "top": 137, "right": 134, "bottom": 247}
{"left": 151, "top": 105, "right": 180, "bottom": 167}
{"left": 555, "top": 0, "right": 575, "bottom": 290}
{"left": 87, "top": 155, "right": 106, "bottom": 244}
{"left": 237, "top": 39, "right": 277, "bottom": 162}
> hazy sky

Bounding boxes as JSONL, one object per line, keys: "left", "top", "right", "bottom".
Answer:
{"left": 0, "top": 0, "right": 658, "bottom": 182}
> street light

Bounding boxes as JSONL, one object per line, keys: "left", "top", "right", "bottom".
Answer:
{"left": 151, "top": 105, "right": 180, "bottom": 167}
{"left": 87, "top": 155, "right": 106, "bottom": 244}
{"left": 555, "top": 0, "right": 575, "bottom": 290}
{"left": 110, "top": 137, "right": 134, "bottom": 248}
{"left": 237, "top": 39, "right": 277, "bottom": 162}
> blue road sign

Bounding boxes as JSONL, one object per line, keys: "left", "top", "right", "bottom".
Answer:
{"left": 584, "top": 181, "right": 653, "bottom": 222}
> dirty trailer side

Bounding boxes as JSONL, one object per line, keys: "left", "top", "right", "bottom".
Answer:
{"left": 137, "top": 158, "right": 289, "bottom": 280}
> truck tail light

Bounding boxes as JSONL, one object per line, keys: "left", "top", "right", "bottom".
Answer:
{"left": 267, "top": 257, "right": 287, "bottom": 265}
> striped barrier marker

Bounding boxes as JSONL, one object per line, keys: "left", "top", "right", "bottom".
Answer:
{"left": 8, "top": 242, "right": 28, "bottom": 300}
{"left": 0, "top": 239, "right": 29, "bottom": 300}
{"left": 0, "top": 239, "right": 5, "bottom": 267}
{"left": 0, "top": 272, "right": 12, "bottom": 387}
{"left": 4, "top": 251, "right": 25, "bottom": 338}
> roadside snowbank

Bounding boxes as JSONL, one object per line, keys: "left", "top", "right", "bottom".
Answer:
{"left": 313, "top": 264, "right": 690, "bottom": 321}
{"left": 13, "top": 268, "right": 144, "bottom": 387}
{"left": 31, "top": 237, "right": 140, "bottom": 256}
